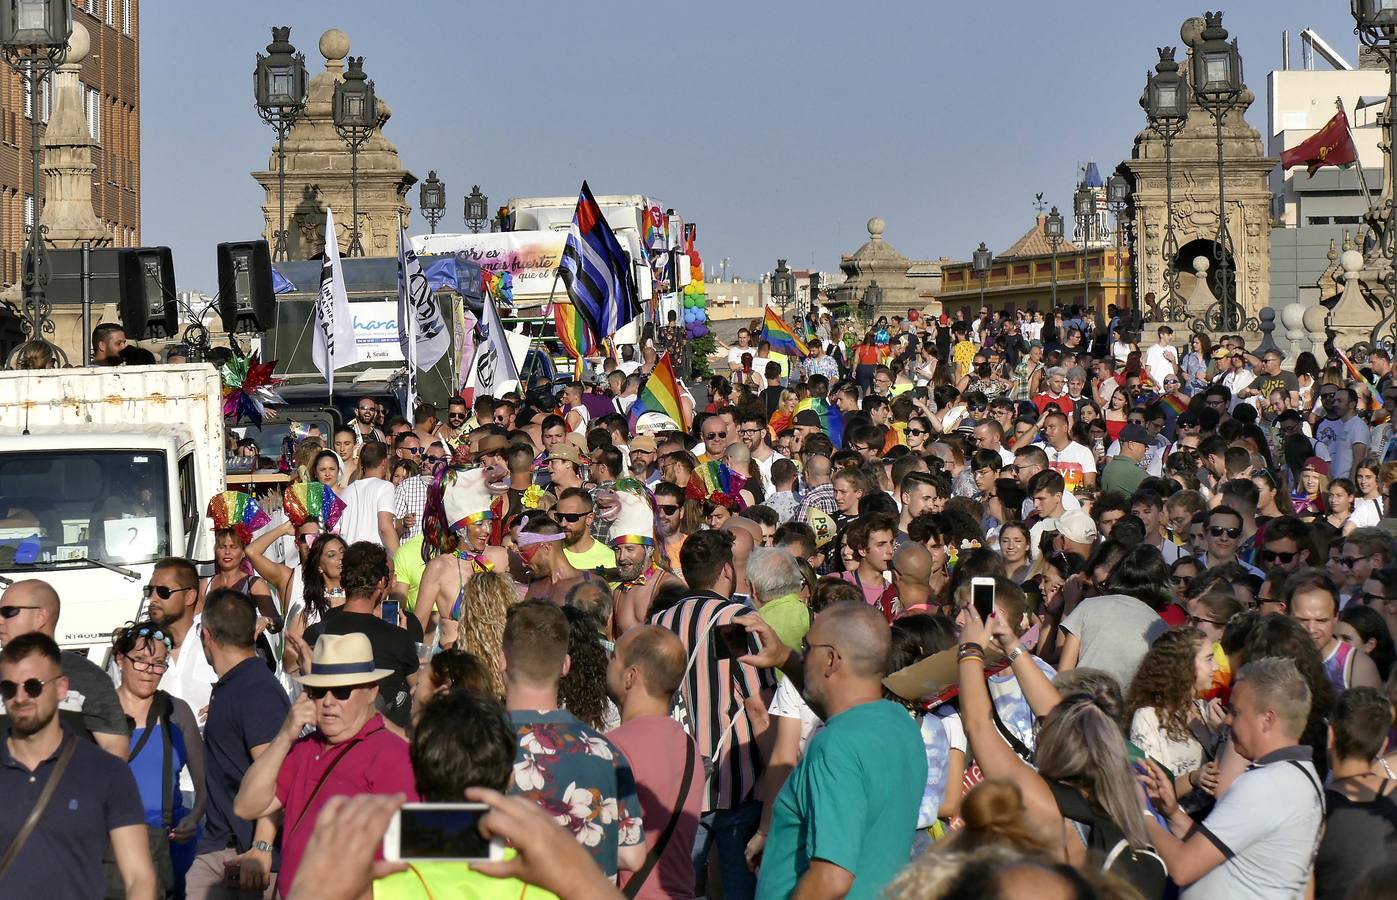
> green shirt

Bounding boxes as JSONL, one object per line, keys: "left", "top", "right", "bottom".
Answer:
{"left": 393, "top": 534, "right": 426, "bottom": 613}
{"left": 757, "top": 594, "right": 811, "bottom": 657}
{"left": 1100, "top": 455, "right": 1146, "bottom": 496}
{"left": 564, "top": 539, "right": 617, "bottom": 573}
{"left": 373, "top": 851, "right": 557, "bottom": 900}
{"left": 756, "top": 700, "right": 926, "bottom": 900}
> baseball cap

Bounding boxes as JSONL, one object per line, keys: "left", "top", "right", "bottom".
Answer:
{"left": 1057, "top": 509, "right": 1098, "bottom": 545}
{"left": 1303, "top": 456, "right": 1329, "bottom": 476}
{"left": 794, "top": 410, "right": 822, "bottom": 428}
{"left": 1118, "top": 424, "right": 1151, "bottom": 445}
{"left": 630, "top": 435, "right": 657, "bottom": 452}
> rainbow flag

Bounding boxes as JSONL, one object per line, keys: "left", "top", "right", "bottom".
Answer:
{"left": 796, "top": 396, "right": 843, "bottom": 448}
{"left": 1159, "top": 392, "right": 1188, "bottom": 417}
{"left": 553, "top": 301, "right": 595, "bottom": 362}
{"left": 761, "top": 305, "right": 808, "bottom": 357}
{"left": 1335, "top": 347, "right": 1379, "bottom": 411}
{"left": 629, "top": 352, "right": 688, "bottom": 430}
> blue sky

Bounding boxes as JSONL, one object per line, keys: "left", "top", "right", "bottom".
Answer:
{"left": 143, "top": 0, "right": 1361, "bottom": 294}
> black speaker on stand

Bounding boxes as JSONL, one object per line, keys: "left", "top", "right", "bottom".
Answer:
{"left": 216, "top": 240, "right": 275, "bottom": 334}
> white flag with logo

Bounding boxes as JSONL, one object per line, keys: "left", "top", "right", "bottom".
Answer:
{"left": 313, "top": 206, "right": 359, "bottom": 392}
{"left": 396, "top": 225, "right": 450, "bottom": 370}
{"left": 465, "top": 295, "right": 522, "bottom": 398}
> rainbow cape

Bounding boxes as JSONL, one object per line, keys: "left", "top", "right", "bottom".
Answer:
{"left": 629, "top": 352, "right": 688, "bottom": 430}
{"left": 553, "top": 301, "right": 595, "bottom": 362}
{"left": 761, "top": 305, "right": 808, "bottom": 357}
{"left": 795, "top": 396, "right": 843, "bottom": 447}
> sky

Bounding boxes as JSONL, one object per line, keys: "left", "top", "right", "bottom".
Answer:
{"left": 142, "top": 0, "right": 1362, "bottom": 295}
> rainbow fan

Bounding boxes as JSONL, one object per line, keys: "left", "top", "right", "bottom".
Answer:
{"left": 282, "top": 482, "right": 346, "bottom": 532}
{"left": 205, "top": 491, "right": 271, "bottom": 545}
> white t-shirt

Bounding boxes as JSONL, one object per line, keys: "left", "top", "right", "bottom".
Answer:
{"left": 727, "top": 345, "right": 754, "bottom": 369}
{"left": 1021, "top": 489, "right": 1081, "bottom": 520}
{"left": 1314, "top": 415, "right": 1369, "bottom": 480}
{"left": 769, "top": 673, "right": 822, "bottom": 756}
{"left": 1043, "top": 441, "right": 1097, "bottom": 495}
{"left": 338, "top": 476, "right": 396, "bottom": 547}
{"left": 1144, "top": 343, "right": 1178, "bottom": 387}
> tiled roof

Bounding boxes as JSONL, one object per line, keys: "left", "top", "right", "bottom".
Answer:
{"left": 1000, "top": 215, "right": 1078, "bottom": 259}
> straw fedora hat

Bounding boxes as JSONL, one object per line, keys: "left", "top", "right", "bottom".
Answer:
{"left": 296, "top": 633, "right": 393, "bottom": 688}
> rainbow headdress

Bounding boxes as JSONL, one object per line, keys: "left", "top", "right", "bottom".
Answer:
{"left": 421, "top": 466, "right": 493, "bottom": 562}
{"left": 761, "top": 305, "right": 808, "bottom": 357}
{"left": 628, "top": 352, "right": 687, "bottom": 430}
{"left": 795, "top": 397, "right": 844, "bottom": 448}
{"left": 698, "top": 461, "right": 749, "bottom": 511}
{"left": 206, "top": 491, "right": 270, "bottom": 545}
{"left": 282, "top": 482, "right": 346, "bottom": 532}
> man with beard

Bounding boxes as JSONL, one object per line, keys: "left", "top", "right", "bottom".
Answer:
{"left": 752, "top": 602, "right": 924, "bottom": 900}
{"left": 350, "top": 397, "right": 385, "bottom": 445}
{"left": 0, "top": 633, "right": 155, "bottom": 899}
{"left": 145, "top": 557, "right": 219, "bottom": 724}
{"left": 557, "top": 487, "right": 617, "bottom": 573}
{"left": 611, "top": 491, "right": 684, "bottom": 635}
{"left": 518, "top": 520, "right": 588, "bottom": 602}
{"left": 413, "top": 468, "right": 511, "bottom": 638}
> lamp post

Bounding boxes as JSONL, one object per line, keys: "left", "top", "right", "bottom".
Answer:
{"left": 1353, "top": 0, "right": 1397, "bottom": 344}
{"left": 419, "top": 170, "right": 445, "bottom": 234}
{"left": 254, "top": 27, "right": 307, "bottom": 262}
{"left": 771, "top": 258, "right": 795, "bottom": 316}
{"left": 973, "top": 241, "right": 992, "bottom": 311}
{"left": 861, "top": 280, "right": 883, "bottom": 326}
{"left": 1144, "top": 47, "right": 1190, "bottom": 322}
{"left": 1107, "top": 173, "right": 1131, "bottom": 314}
{"left": 806, "top": 270, "right": 821, "bottom": 329}
{"left": 0, "top": 0, "right": 70, "bottom": 363}
{"left": 1191, "top": 11, "right": 1252, "bottom": 333}
{"left": 1045, "top": 205, "right": 1064, "bottom": 308}
{"left": 332, "top": 56, "right": 377, "bottom": 257}
{"left": 1074, "top": 180, "right": 1095, "bottom": 313}
{"left": 464, "top": 185, "right": 489, "bottom": 234}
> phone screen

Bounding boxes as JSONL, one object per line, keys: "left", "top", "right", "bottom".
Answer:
{"left": 714, "top": 623, "right": 754, "bottom": 660}
{"left": 972, "top": 580, "right": 995, "bottom": 621}
{"left": 382, "top": 600, "right": 400, "bottom": 625}
{"left": 398, "top": 805, "right": 491, "bottom": 861}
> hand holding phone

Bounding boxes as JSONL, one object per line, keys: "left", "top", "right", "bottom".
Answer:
{"left": 715, "top": 622, "right": 759, "bottom": 661}
{"left": 382, "top": 599, "right": 400, "bottom": 626}
{"left": 383, "top": 803, "right": 505, "bottom": 863}
{"left": 971, "top": 576, "right": 996, "bottom": 622}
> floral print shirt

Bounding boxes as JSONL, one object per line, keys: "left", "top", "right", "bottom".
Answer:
{"left": 508, "top": 708, "right": 645, "bottom": 876}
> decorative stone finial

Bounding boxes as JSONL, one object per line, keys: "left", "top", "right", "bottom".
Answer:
{"left": 1328, "top": 238, "right": 1338, "bottom": 263}
{"left": 1341, "top": 249, "right": 1364, "bottom": 276}
{"left": 1193, "top": 256, "right": 1210, "bottom": 275}
{"left": 1180, "top": 16, "right": 1207, "bottom": 47}
{"left": 64, "top": 20, "right": 89, "bottom": 65}
{"left": 320, "top": 28, "right": 349, "bottom": 70}
{"left": 867, "top": 218, "right": 885, "bottom": 240}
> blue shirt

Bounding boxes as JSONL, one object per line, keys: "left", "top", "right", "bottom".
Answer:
{"left": 0, "top": 726, "right": 145, "bottom": 898}
{"left": 198, "top": 656, "right": 289, "bottom": 854}
{"left": 128, "top": 714, "right": 191, "bottom": 828}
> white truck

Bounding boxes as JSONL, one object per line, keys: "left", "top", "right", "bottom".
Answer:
{"left": 0, "top": 364, "right": 225, "bottom": 662}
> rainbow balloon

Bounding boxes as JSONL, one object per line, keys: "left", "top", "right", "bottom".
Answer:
{"left": 205, "top": 491, "right": 271, "bottom": 545}
{"left": 282, "top": 482, "right": 346, "bottom": 532}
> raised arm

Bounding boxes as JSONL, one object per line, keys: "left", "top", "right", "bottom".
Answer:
{"left": 246, "top": 520, "right": 297, "bottom": 599}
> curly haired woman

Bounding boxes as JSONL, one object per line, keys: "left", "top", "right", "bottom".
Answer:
{"left": 440, "top": 570, "right": 518, "bottom": 699}
{"left": 1126, "top": 627, "right": 1222, "bottom": 788}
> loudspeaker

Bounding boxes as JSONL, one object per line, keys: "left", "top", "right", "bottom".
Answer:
{"left": 217, "top": 240, "right": 275, "bottom": 334}
{"left": 117, "top": 247, "right": 177, "bottom": 340}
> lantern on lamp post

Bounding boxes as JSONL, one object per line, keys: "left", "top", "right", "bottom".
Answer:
{"left": 331, "top": 56, "right": 377, "bottom": 257}
{"left": 254, "top": 27, "right": 308, "bottom": 262}
{"left": 1045, "top": 205, "right": 1064, "bottom": 309}
{"left": 419, "top": 170, "right": 445, "bottom": 234}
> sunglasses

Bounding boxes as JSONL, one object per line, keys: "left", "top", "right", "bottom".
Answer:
{"left": 143, "top": 584, "right": 193, "bottom": 600}
{"left": 1187, "top": 614, "right": 1223, "bottom": 628}
{"left": 305, "top": 684, "right": 360, "bottom": 701}
{"left": 656, "top": 504, "right": 681, "bottom": 515}
{"left": 448, "top": 413, "right": 467, "bottom": 421}
{"left": 1260, "top": 549, "right": 1300, "bottom": 564}
{"left": 1207, "top": 526, "right": 1242, "bottom": 539}
{"left": 1171, "top": 575, "right": 1195, "bottom": 588}
{"left": 1163, "top": 379, "right": 1180, "bottom": 385}
{"left": 906, "top": 429, "right": 927, "bottom": 437}
{"left": 0, "top": 604, "right": 39, "bottom": 619}
{"left": 704, "top": 433, "right": 727, "bottom": 441}
{"left": 0, "top": 677, "right": 55, "bottom": 701}
{"left": 1339, "top": 557, "right": 1368, "bottom": 568}
{"left": 556, "top": 512, "right": 589, "bottom": 523}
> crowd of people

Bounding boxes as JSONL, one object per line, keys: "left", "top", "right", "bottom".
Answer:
{"left": 3, "top": 303, "right": 1397, "bottom": 899}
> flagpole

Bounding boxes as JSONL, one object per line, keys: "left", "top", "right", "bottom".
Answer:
{"left": 1338, "top": 96, "right": 1379, "bottom": 222}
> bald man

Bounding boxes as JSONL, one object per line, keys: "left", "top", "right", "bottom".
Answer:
{"left": 754, "top": 602, "right": 927, "bottom": 898}
{"left": 0, "top": 580, "right": 128, "bottom": 756}
{"left": 606, "top": 626, "right": 703, "bottom": 898}
{"left": 721, "top": 517, "right": 760, "bottom": 598}
{"left": 891, "top": 544, "right": 935, "bottom": 615}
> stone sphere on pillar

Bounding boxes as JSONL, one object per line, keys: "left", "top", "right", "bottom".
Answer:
{"left": 319, "top": 28, "right": 350, "bottom": 64}
{"left": 64, "top": 21, "right": 90, "bottom": 65}
{"left": 867, "top": 218, "right": 885, "bottom": 240}
{"left": 1340, "top": 249, "right": 1364, "bottom": 280}
{"left": 1193, "top": 256, "right": 1210, "bottom": 276}
{"left": 1281, "top": 302, "right": 1306, "bottom": 336}
{"left": 1301, "top": 304, "right": 1329, "bottom": 336}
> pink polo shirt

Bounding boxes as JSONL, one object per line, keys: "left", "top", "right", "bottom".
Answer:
{"left": 274, "top": 714, "right": 418, "bottom": 892}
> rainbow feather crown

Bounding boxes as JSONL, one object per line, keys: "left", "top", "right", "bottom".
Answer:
{"left": 206, "top": 491, "right": 270, "bottom": 545}
{"left": 282, "top": 482, "right": 346, "bottom": 532}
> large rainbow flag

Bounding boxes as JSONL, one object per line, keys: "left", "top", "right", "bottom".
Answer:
{"left": 761, "top": 305, "right": 808, "bottom": 357}
{"left": 552, "top": 301, "right": 595, "bottom": 362}
{"left": 629, "top": 352, "right": 688, "bottom": 430}
{"left": 796, "top": 396, "right": 843, "bottom": 447}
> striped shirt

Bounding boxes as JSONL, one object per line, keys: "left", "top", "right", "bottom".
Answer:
{"left": 649, "top": 592, "right": 771, "bottom": 813}
{"left": 392, "top": 476, "right": 431, "bottom": 540}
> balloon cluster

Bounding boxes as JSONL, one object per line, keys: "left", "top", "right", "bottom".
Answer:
{"left": 681, "top": 227, "right": 709, "bottom": 339}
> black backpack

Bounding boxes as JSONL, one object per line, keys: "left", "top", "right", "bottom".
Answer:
{"left": 1048, "top": 781, "right": 1169, "bottom": 899}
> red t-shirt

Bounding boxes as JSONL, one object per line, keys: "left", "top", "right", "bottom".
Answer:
{"left": 274, "top": 714, "right": 418, "bottom": 893}
{"left": 1033, "top": 392, "right": 1074, "bottom": 416}
{"left": 609, "top": 715, "right": 703, "bottom": 900}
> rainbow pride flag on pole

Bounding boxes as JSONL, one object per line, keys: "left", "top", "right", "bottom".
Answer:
{"left": 552, "top": 301, "right": 595, "bottom": 363}
{"left": 629, "top": 352, "right": 688, "bottom": 430}
{"left": 761, "top": 305, "right": 808, "bottom": 357}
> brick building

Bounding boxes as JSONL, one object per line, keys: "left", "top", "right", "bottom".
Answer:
{"left": 0, "top": 0, "right": 138, "bottom": 287}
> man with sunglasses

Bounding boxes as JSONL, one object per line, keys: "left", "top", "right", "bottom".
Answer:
{"left": 1316, "top": 387, "right": 1369, "bottom": 481}
{"left": 234, "top": 632, "right": 416, "bottom": 895}
{"left": 440, "top": 396, "right": 469, "bottom": 443}
{"left": 1200, "top": 506, "right": 1256, "bottom": 576}
{"left": 697, "top": 413, "right": 732, "bottom": 465}
{"left": 0, "top": 632, "right": 156, "bottom": 899}
{"left": 144, "top": 557, "right": 218, "bottom": 727}
{"left": 0, "top": 580, "right": 127, "bottom": 758}
{"left": 350, "top": 398, "right": 385, "bottom": 445}
{"left": 1338, "top": 528, "right": 1393, "bottom": 609}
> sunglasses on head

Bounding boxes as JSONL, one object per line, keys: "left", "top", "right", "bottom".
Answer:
{"left": 1208, "top": 525, "right": 1242, "bottom": 539}
{"left": 0, "top": 677, "right": 55, "bottom": 701}
{"left": 143, "top": 584, "right": 192, "bottom": 600}
{"left": 304, "top": 684, "right": 360, "bottom": 701}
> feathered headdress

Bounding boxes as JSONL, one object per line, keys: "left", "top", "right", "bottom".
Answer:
{"left": 220, "top": 353, "right": 285, "bottom": 426}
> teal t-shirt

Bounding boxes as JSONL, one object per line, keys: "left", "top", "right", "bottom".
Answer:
{"left": 755, "top": 699, "right": 926, "bottom": 900}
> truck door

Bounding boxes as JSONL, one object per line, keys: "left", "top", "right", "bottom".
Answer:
{"left": 178, "top": 451, "right": 198, "bottom": 558}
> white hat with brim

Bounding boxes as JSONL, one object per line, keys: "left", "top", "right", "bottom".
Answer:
{"left": 295, "top": 633, "right": 394, "bottom": 688}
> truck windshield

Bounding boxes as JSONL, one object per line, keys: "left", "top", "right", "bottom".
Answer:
{"left": 0, "top": 450, "right": 170, "bottom": 570}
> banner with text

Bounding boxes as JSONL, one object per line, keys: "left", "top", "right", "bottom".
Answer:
{"left": 411, "top": 231, "right": 567, "bottom": 300}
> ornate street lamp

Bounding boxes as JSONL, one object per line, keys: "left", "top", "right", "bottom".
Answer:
{"left": 771, "top": 258, "right": 796, "bottom": 315}
{"left": 1144, "top": 46, "right": 1190, "bottom": 322}
{"left": 1045, "top": 205, "right": 1064, "bottom": 308}
{"left": 861, "top": 280, "right": 883, "bottom": 325}
{"left": 1107, "top": 173, "right": 1131, "bottom": 315}
{"left": 0, "top": 0, "right": 71, "bottom": 363}
{"left": 254, "top": 26, "right": 307, "bottom": 262}
{"left": 805, "top": 270, "right": 821, "bottom": 327}
{"left": 332, "top": 56, "right": 377, "bottom": 257}
{"left": 419, "top": 170, "right": 445, "bottom": 234}
{"left": 1191, "top": 12, "right": 1252, "bottom": 333}
{"left": 1354, "top": 0, "right": 1397, "bottom": 344}
{"left": 1074, "top": 179, "right": 1095, "bottom": 312}
{"left": 972, "top": 241, "right": 993, "bottom": 310}
{"left": 464, "top": 185, "right": 489, "bottom": 234}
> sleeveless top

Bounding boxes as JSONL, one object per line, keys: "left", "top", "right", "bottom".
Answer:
{"left": 451, "top": 549, "right": 494, "bottom": 620}
{"left": 1322, "top": 641, "right": 1357, "bottom": 693}
{"left": 1315, "top": 780, "right": 1397, "bottom": 900}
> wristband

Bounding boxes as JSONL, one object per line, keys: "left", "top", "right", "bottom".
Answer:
{"left": 1006, "top": 645, "right": 1025, "bottom": 663}
{"left": 958, "top": 642, "right": 984, "bottom": 658}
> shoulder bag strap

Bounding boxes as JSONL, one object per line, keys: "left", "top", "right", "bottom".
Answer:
{"left": 622, "top": 738, "right": 698, "bottom": 900}
{"left": 287, "top": 727, "right": 380, "bottom": 834}
{"left": 0, "top": 736, "right": 78, "bottom": 881}
{"left": 157, "top": 693, "right": 175, "bottom": 829}
{"left": 987, "top": 684, "right": 1034, "bottom": 762}
{"left": 126, "top": 707, "right": 159, "bottom": 763}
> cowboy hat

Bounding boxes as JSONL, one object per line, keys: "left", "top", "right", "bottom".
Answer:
{"left": 296, "top": 632, "right": 393, "bottom": 688}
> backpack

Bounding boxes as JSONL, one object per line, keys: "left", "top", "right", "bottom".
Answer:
{"left": 1048, "top": 781, "right": 1168, "bottom": 900}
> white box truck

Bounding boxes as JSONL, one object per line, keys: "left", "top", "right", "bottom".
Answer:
{"left": 0, "top": 363, "right": 225, "bottom": 661}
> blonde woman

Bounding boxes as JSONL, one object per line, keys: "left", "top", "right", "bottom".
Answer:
{"left": 768, "top": 389, "right": 799, "bottom": 438}
{"left": 438, "top": 570, "right": 519, "bottom": 698}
